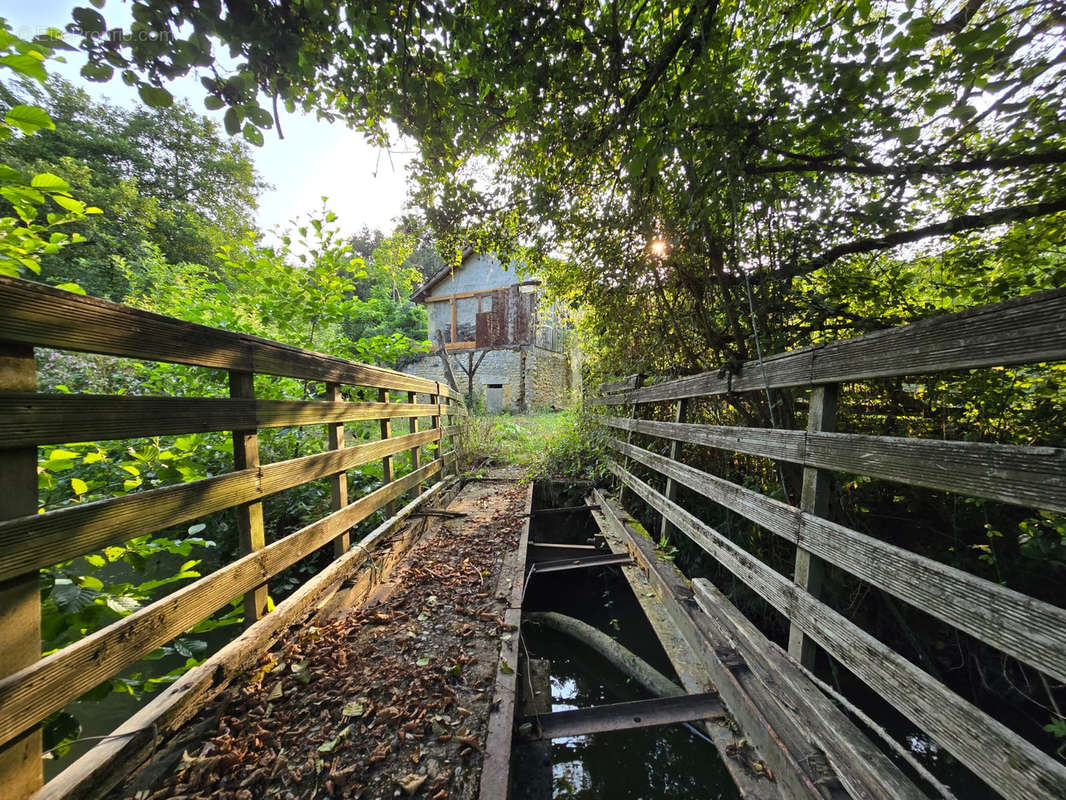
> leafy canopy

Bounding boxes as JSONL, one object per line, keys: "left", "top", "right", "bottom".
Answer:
{"left": 70, "top": 1, "right": 1066, "bottom": 374}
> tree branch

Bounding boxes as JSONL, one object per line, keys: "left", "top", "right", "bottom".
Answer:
{"left": 745, "top": 149, "right": 1066, "bottom": 177}
{"left": 780, "top": 196, "right": 1066, "bottom": 278}
{"left": 592, "top": 0, "right": 718, "bottom": 148}
{"left": 930, "top": 0, "right": 987, "bottom": 36}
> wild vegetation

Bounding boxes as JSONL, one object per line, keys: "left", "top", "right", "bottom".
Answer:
{"left": 455, "top": 409, "right": 612, "bottom": 481}
{"left": 2, "top": 0, "right": 1065, "bottom": 783}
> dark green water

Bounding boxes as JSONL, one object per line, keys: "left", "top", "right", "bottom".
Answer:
{"left": 522, "top": 482, "right": 740, "bottom": 799}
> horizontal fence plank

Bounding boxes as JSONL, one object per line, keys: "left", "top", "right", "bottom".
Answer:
{"left": 0, "top": 428, "right": 441, "bottom": 581}
{"left": 598, "top": 288, "right": 1066, "bottom": 405}
{"left": 0, "top": 275, "right": 450, "bottom": 397}
{"left": 611, "top": 438, "right": 1066, "bottom": 684}
{"left": 604, "top": 416, "right": 1066, "bottom": 512}
{"left": 598, "top": 375, "right": 641, "bottom": 394}
{"left": 610, "top": 462, "right": 1066, "bottom": 800}
{"left": 0, "top": 395, "right": 443, "bottom": 447}
{"left": 0, "top": 458, "right": 442, "bottom": 750}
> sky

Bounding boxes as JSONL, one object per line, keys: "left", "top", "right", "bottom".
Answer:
{"left": 8, "top": 2, "right": 416, "bottom": 239}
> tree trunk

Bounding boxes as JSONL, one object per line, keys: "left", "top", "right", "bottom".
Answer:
{"left": 434, "top": 331, "right": 459, "bottom": 392}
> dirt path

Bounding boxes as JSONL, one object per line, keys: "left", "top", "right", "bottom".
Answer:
{"left": 118, "top": 480, "right": 529, "bottom": 800}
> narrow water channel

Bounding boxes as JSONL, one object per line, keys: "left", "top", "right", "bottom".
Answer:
{"left": 519, "top": 481, "right": 740, "bottom": 799}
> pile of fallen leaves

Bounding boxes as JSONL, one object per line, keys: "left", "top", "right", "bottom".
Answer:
{"left": 123, "top": 482, "right": 527, "bottom": 800}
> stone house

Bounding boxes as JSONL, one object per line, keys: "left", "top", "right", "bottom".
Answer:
{"left": 402, "top": 248, "right": 573, "bottom": 411}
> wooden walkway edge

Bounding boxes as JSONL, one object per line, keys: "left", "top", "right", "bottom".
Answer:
{"left": 592, "top": 489, "right": 928, "bottom": 800}
{"left": 477, "top": 481, "right": 533, "bottom": 800}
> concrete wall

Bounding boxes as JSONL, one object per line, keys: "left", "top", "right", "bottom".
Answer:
{"left": 404, "top": 348, "right": 524, "bottom": 410}
{"left": 432, "top": 253, "right": 519, "bottom": 296}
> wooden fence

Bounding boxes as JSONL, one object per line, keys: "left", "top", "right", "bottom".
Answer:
{"left": 592, "top": 288, "right": 1066, "bottom": 800}
{"left": 0, "top": 275, "right": 466, "bottom": 799}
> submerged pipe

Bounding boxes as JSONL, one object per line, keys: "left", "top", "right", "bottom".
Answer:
{"left": 524, "top": 612, "right": 684, "bottom": 699}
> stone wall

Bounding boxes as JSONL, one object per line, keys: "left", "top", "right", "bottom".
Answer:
{"left": 525, "top": 347, "right": 571, "bottom": 409}
{"left": 402, "top": 345, "right": 571, "bottom": 411}
{"left": 403, "top": 348, "right": 524, "bottom": 410}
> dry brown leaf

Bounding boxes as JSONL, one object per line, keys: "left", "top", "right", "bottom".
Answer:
{"left": 398, "top": 772, "right": 428, "bottom": 795}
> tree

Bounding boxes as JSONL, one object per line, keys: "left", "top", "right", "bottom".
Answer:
{"left": 66, "top": 1, "right": 1065, "bottom": 382}
{"left": 0, "top": 21, "right": 98, "bottom": 284}
{"left": 341, "top": 226, "right": 431, "bottom": 358}
{"left": 0, "top": 77, "right": 268, "bottom": 298}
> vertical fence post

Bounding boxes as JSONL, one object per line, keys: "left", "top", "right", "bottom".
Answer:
{"left": 659, "top": 398, "right": 688, "bottom": 542}
{"left": 229, "top": 370, "right": 268, "bottom": 626}
{"left": 378, "top": 388, "right": 394, "bottom": 513}
{"left": 326, "top": 382, "right": 349, "bottom": 558}
{"left": 0, "top": 344, "right": 42, "bottom": 799}
{"left": 431, "top": 383, "right": 442, "bottom": 473}
{"left": 787, "top": 382, "right": 839, "bottom": 669}
{"left": 407, "top": 391, "right": 421, "bottom": 489}
{"left": 619, "top": 375, "right": 644, "bottom": 506}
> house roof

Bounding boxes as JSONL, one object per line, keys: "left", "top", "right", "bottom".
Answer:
{"left": 410, "top": 245, "right": 475, "bottom": 303}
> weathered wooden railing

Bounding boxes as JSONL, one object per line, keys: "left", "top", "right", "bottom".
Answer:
{"left": 592, "top": 288, "right": 1066, "bottom": 800}
{"left": 0, "top": 275, "right": 467, "bottom": 799}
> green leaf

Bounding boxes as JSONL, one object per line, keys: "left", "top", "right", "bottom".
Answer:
{"left": 342, "top": 701, "right": 365, "bottom": 717}
{"left": 317, "top": 724, "right": 351, "bottom": 753}
{"left": 242, "top": 123, "right": 264, "bottom": 146}
{"left": 80, "top": 61, "right": 114, "bottom": 82}
{"left": 4, "top": 105, "right": 54, "bottom": 134}
{"left": 51, "top": 195, "right": 86, "bottom": 214}
{"left": 72, "top": 7, "right": 107, "bottom": 35}
{"left": 43, "top": 711, "right": 81, "bottom": 758}
{"left": 897, "top": 126, "right": 920, "bottom": 146}
{"left": 55, "top": 282, "right": 87, "bottom": 295}
{"left": 106, "top": 595, "right": 142, "bottom": 615}
{"left": 204, "top": 95, "right": 224, "bottom": 110}
{"left": 47, "top": 448, "right": 81, "bottom": 461}
{"left": 51, "top": 579, "right": 99, "bottom": 614}
{"left": 223, "top": 107, "right": 240, "bottom": 135}
{"left": 138, "top": 85, "right": 174, "bottom": 109}
{"left": 71, "top": 477, "right": 89, "bottom": 495}
{"left": 0, "top": 55, "right": 47, "bottom": 84}
{"left": 416, "top": 655, "right": 431, "bottom": 666}
{"left": 173, "top": 638, "right": 207, "bottom": 658}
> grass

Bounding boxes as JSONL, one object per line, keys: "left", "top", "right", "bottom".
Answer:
{"left": 455, "top": 407, "right": 610, "bottom": 480}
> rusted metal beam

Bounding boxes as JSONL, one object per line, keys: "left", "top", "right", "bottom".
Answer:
{"left": 520, "top": 693, "right": 725, "bottom": 740}
{"left": 531, "top": 553, "right": 634, "bottom": 574}
{"left": 518, "top": 504, "right": 601, "bottom": 516}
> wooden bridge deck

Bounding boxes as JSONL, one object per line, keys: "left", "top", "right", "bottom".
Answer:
{"left": 90, "top": 479, "right": 531, "bottom": 800}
